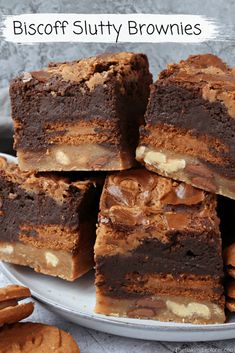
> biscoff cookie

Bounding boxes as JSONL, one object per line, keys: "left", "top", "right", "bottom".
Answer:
{"left": 226, "top": 281, "right": 235, "bottom": 312}
{"left": 0, "top": 322, "right": 80, "bottom": 352}
{"left": 0, "top": 285, "right": 33, "bottom": 326}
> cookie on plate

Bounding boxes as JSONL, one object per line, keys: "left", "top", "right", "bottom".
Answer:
{"left": 0, "top": 322, "right": 80, "bottom": 352}
{"left": 0, "top": 285, "right": 33, "bottom": 326}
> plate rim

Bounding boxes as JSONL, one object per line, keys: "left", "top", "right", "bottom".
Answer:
{"left": 1, "top": 262, "right": 235, "bottom": 333}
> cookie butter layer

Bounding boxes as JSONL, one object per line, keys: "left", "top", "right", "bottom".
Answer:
{"left": 0, "top": 241, "right": 92, "bottom": 281}
{"left": 95, "top": 291, "right": 225, "bottom": 324}
{"left": 17, "top": 144, "right": 133, "bottom": 171}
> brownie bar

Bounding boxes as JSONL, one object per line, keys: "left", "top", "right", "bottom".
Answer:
{"left": 136, "top": 54, "right": 235, "bottom": 199}
{"left": 10, "top": 52, "right": 152, "bottom": 171}
{"left": 95, "top": 169, "right": 225, "bottom": 324}
{"left": 0, "top": 157, "right": 101, "bottom": 281}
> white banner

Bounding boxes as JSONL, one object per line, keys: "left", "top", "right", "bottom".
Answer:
{"left": 1, "top": 13, "right": 219, "bottom": 44}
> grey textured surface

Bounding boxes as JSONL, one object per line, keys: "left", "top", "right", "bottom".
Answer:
{"left": 0, "top": 0, "right": 235, "bottom": 88}
{"left": 1, "top": 0, "right": 235, "bottom": 351}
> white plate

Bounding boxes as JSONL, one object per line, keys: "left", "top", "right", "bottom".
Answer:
{"left": 0, "top": 153, "right": 235, "bottom": 342}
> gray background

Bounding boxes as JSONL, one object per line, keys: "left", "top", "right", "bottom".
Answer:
{"left": 1, "top": 0, "right": 235, "bottom": 351}
{"left": 0, "top": 0, "right": 235, "bottom": 87}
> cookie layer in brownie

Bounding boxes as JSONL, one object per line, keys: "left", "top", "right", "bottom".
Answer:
{"left": 10, "top": 52, "right": 152, "bottom": 171}
{"left": 136, "top": 54, "right": 235, "bottom": 199}
{"left": 95, "top": 169, "right": 225, "bottom": 324}
{"left": 0, "top": 157, "right": 101, "bottom": 281}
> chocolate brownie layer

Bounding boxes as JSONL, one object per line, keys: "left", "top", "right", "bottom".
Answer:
{"left": 136, "top": 54, "right": 235, "bottom": 199}
{"left": 94, "top": 169, "right": 225, "bottom": 323}
{"left": 10, "top": 52, "right": 152, "bottom": 171}
{"left": 0, "top": 157, "right": 101, "bottom": 280}
{"left": 96, "top": 233, "right": 223, "bottom": 285}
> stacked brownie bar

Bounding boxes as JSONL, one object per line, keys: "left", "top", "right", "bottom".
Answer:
{"left": 0, "top": 52, "right": 151, "bottom": 281}
{"left": 0, "top": 156, "right": 101, "bottom": 280}
{"left": 136, "top": 54, "right": 235, "bottom": 199}
{"left": 95, "top": 169, "right": 225, "bottom": 324}
{"left": 94, "top": 53, "right": 235, "bottom": 324}
{"left": 135, "top": 53, "right": 235, "bottom": 319}
{"left": 1, "top": 51, "right": 233, "bottom": 325}
{"left": 10, "top": 52, "right": 152, "bottom": 171}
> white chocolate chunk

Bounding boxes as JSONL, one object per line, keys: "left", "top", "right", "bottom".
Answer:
{"left": 45, "top": 252, "right": 59, "bottom": 267}
{"left": 166, "top": 300, "right": 211, "bottom": 319}
{"left": 55, "top": 150, "right": 70, "bottom": 166}
{"left": 0, "top": 245, "right": 14, "bottom": 255}
{"left": 163, "top": 158, "right": 186, "bottom": 173}
{"left": 144, "top": 151, "right": 166, "bottom": 164}
{"left": 142, "top": 149, "right": 186, "bottom": 173}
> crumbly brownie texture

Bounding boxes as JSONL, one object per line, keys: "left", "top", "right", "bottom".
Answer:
{"left": 0, "top": 157, "right": 100, "bottom": 281}
{"left": 10, "top": 52, "right": 152, "bottom": 171}
{"left": 0, "top": 322, "right": 80, "bottom": 353}
{"left": 95, "top": 169, "right": 225, "bottom": 324}
{"left": 136, "top": 54, "right": 235, "bottom": 200}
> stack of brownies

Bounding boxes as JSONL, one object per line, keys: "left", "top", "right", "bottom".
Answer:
{"left": 0, "top": 51, "right": 234, "bottom": 325}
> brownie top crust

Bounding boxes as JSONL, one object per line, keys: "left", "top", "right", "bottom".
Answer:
{"left": 0, "top": 157, "right": 101, "bottom": 245}
{"left": 96, "top": 169, "right": 223, "bottom": 278}
{"left": 11, "top": 52, "right": 150, "bottom": 93}
{"left": 158, "top": 53, "right": 235, "bottom": 119}
{"left": 99, "top": 168, "right": 219, "bottom": 233}
{"left": 0, "top": 157, "right": 91, "bottom": 204}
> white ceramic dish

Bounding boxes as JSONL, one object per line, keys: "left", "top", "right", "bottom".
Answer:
{"left": 0, "top": 152, "right": 235, "bottom": 342}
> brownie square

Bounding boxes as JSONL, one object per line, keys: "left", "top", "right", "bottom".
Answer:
{"left": 0, "top": 156, "right": 101, "bottom": 281}
{"left": 136, "top": 54, "right": 235, "bottom": 199}
{"left": 95, "top": 169, "right": 225, "bottom": 324}
{"left": 10, "top": 52, "right": 152, "bottom": 171}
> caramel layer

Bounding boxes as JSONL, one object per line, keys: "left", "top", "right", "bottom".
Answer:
{"left": 18, "top": 144, "right": 134, "bottom": 171}
{"left": 95, "top": 290, "right": 225, "bottom": 324}
{"left": 136, "top": 145, "right": 235, "bottom": 200}
{"left": 0, "top": 241, "right": 93, "bottom": 281}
